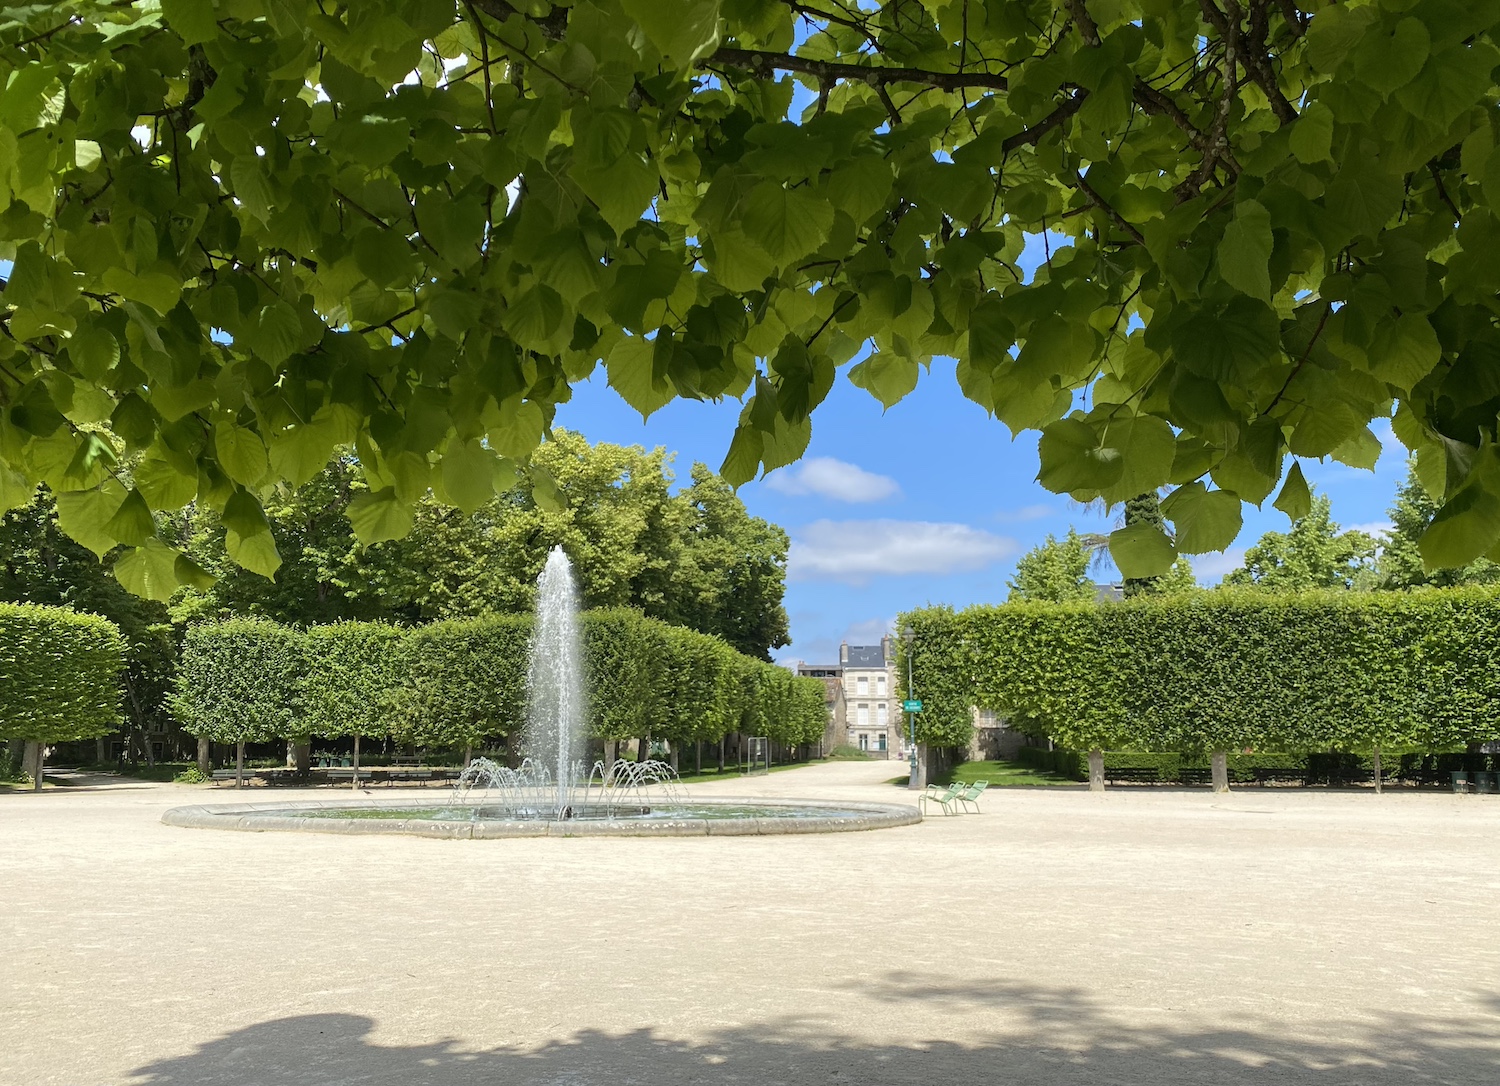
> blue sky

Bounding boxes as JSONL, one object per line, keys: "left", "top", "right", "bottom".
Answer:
{"left": 554, "top": 349, "right": 1408, "bottom": 668}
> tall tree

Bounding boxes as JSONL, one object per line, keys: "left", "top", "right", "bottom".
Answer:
{"left": 4, "top": 4, "right": 1497, "bottom": 594}
{"left": 1224, "top": 495, "right": 1379, "bottom": 592}
{"left": 1008, "top": 529, "right": 1098, "bottom": 604}
{"left": 1379, "top": 459, "right": 1500, "bottom": 590}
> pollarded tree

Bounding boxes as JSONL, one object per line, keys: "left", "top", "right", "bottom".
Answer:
{"left": 5, "top": 3, "right": 1500, "bottom": 593}
{"left": 0, "top": 602, "right": 124, "bottom": 788}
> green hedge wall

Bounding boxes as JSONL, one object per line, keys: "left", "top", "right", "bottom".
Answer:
{"left": 174, "top": 610, "right": 826, "bottom": 752}
{"left": 906, "top": 588, "right": 1500, "bottom": 756}
{"left": 0, "top": 602, "right": 125, "bottom": 743}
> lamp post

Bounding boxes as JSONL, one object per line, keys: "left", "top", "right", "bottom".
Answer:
{"left": 902, "top": 624, "right": 920, "bottom": 791}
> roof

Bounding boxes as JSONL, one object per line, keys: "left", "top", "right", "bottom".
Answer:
{"left": 845, "top": 644, "right": 888, "bottom": 667}
{"left": 1094, "top": 582, "right": 1125, "bottom": 603}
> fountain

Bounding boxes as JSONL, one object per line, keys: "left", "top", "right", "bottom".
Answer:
{"left": 162, "top": 548, "right": 921, "bottom": 837}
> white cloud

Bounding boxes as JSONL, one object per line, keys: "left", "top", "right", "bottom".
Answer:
{"left": 764, "top": 457, "right": 901, "bottom": 503}
{"left": 996, "top": 504, "right": 1056, "bottom": 523}
{"left": 1347, "top": 520, "right": 1394, "bottom": 538}
{"left": 788, "top": 520, "right": 1018, "bottom": 584}
{"left": 1193, "top": 548, "right": 1247, "bottom": 583}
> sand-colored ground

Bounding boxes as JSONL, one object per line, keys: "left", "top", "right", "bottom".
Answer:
{"left": 4, "top": 760, "right": 1500, "bottom": 1085}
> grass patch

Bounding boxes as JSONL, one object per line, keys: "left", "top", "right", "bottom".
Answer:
{"left": 672, "top": 761, "right": 815, "bottom": 785}
{"left": 892, "top": 758, "right": 1080, "bottom": 789}
{"left": 76, "top": 761, "right": 199, "bottom": 783}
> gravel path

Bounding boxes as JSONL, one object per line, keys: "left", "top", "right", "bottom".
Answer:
{"left": 4, "top": 761, "right": 1499, "bottom": 1084}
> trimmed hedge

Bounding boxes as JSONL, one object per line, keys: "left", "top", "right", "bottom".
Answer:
{"left": 905, "top": 589, "right": 1500, "bottom": 757}
{"left": 0, "top": 602, "right": 125, "bottom": 743}
{"left": 173, "top": 610, "right": 826, "bottom": 751}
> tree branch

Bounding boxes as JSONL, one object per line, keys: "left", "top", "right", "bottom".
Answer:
{"left": 707, "top": 47, "right": 1009, "bottom": 93}
{"left": 1001, "top": 90, "right": 1089, "bottom": 153}
{"left": 1074, "top": 172, "right": 1147, "bottom": 246}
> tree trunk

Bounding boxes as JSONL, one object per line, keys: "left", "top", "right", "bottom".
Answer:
{"left": 464, "top": 744, "right": 473, "bottom": 768}
{"left": 695, "top": 741, "right": 702, "bottom": 774}
{"left": 718, "top": 736, "right": 725, "bottom": 772}
{"left": 235, "top": 741, "right": 245, "bottom": 789}
{"left": 1211, "top": 750, "right": 1229, "bottom": 793}
{"left": 25, "top": 741, "right": 43, "bottom": 791}
{"left": 1088, "top": 748, "right": 1106, "bottom": 792}
{"left": 1372, "top": 747, "right": 1383, "bottom": 795}
{"left": 294, "top": 740, "right": 310, "bottom": 776}
{"left": 669, "top": 743, "right": 679, "bottom": 772}
{"left": 95, "top": 736, "right": 106, "bottom": 764}
{"left": 352, "top": 734, "right": 361, "bottom": 789}
{"left": 604, "top": 740, "right": 617, "bottom": 774}
{"left": 636, "top": 733, "right": 650, "bottom": 763}
{"left": 197, "top": 736, "right": 210, "bottom": 776}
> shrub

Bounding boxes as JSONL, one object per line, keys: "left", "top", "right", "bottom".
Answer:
{"left": 907, "top": 589, "right": 1500, "bottom": 758}
{"left": 302, "top": 622, "right": 407, "bottom": 743}
{"left": 0, "top": 602, "right": 124, "bottom": 745}
{"left": 172, "top": 619, "right": 305, "bottom": 746}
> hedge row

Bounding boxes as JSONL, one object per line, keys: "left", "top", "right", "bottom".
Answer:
{"left": 1015, "top": 747, "right": 1500, "bottom": 787}
{"left": 902, "top": 589, "right": 1500, "bottom": 756}
{"left": 0, "top": 602, "right": 125, "bottom": 744}
{"left": 173, "top": 611, "right": 827, "bottom": 750}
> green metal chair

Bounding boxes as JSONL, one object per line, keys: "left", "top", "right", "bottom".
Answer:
{"left": 956, "top": 780, "right": 989, "bottom": 813}
{"left": 919, "top": 782, "right": 963, "bottom": 816}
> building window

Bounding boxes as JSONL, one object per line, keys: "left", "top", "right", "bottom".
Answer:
{"left": 878, "top": 733, "right": 887, "bottom": 751}
{"left": 857, "top": 675, "right": 869, "bottom": 694}
{"left": 977, "top": 708, "right": 999, "bottom": 727}
{"left": 877, "top": 674, "right": 887, "bottom": 694}
{"left": 877, "top": 703, "right": 888, "bottom": 725}
{"left": 858, "top": 733, "right": 869, "bottom": 750}
{"left": 857, "top": 703, "right": 869, "bottom": 726}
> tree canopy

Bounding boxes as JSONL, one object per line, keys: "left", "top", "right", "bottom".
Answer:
{"left": 1224, "top": 492, "right": 1379, "bottom": 591}
{"left": 4, "top": 2, "right": 1500, "bottom": 595}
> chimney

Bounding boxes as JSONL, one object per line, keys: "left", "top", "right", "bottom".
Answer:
{"left": 839, "top": 641, "right": 849, "bottom": 664}
{"left": 881, "top": 634, "right": 892, "bottom": 663}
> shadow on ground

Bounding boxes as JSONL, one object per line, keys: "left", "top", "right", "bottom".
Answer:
{"left": 127, "top": 976, "right": 1500, "bottom": 1085}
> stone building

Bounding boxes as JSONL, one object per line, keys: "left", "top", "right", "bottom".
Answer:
{"left": 796, "top": 637, "right": 901, "bottom": 758}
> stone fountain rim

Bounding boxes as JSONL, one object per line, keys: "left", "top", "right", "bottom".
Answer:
{"left": 160, "top": 795, "right": 923, "bottom": 838}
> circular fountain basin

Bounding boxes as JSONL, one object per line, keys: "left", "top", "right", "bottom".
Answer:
{"left": 161, "top": 796, "right": 922, "bottom": 838}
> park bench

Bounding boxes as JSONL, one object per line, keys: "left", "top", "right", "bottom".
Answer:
{"left": 956, "top": 780, "right": 989, "bottom": 813}
{"left": 919, "top": 782, "right": 963, "bottom": 816}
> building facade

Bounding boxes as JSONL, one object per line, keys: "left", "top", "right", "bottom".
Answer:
{"left": 795, "top": 637, "right": 901, "bottom": 759}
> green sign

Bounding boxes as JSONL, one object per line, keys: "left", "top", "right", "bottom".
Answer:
{"left": 902, "top": 700, "right": 923, "bottom": 713}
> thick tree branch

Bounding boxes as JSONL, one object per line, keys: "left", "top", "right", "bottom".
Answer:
{"left": 1064, "top": 0, "right": 1101, "bottom": 47}
{"left": 1002, "top": 90, "right": 1089, "bottom": 153}
{"left": 1074, "top": 172, "right": 1147, "bottom": 246}
{"left": 708, "top": 47, "right": 1009, "bottom": 93}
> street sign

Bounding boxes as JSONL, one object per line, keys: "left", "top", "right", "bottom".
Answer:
{"left": 902, "top": 699, "right": 923, "bottom": 713}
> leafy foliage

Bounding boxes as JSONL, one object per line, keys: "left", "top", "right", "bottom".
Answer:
{"left": 905, "top": 590, "right": 1500, "bottom": 757}
{"left": 0, "top": 600, "right": 124, "bottom": 743}
{"left": 171, "top": 433, "right": 791, "bottom": 658}
{"left": 5, "top": 2, "right": 1499, "bottom": 587}
{"left": 1379, "top": 458, "right": 1500, "bottom": 589}
{"left": 1007, "top": 527, "right": 1097, "bottom": 603}
{"left": 1223, "top": 493, "right": 1379, "bottom": 591}
{"left": 171, "top": 618, "right": 304, "bottom": 744}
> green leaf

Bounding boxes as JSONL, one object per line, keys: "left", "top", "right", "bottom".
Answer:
{"left": 1396, "top": 43, "right": 1500, "bottom": 128}
{"left": 246, "top": 302, "right": 304, "bottom": 366}
{"left": 68, "top": 327, "right": 120, "bottom": 380}
{"left": 827, "top": 157, "right": 894, "bottom": 224}
{"left": 267, "top": 422, "right": 338, "bottom": 489}
{"left": 1273, "top": 462, "right": 1312, "bottom": 522}
{"left": 1353, "top": 17, "right": 1430, "bottom": 95}
{"left": 161, "top": 0, "right": 219, "bottom": 45}
{"left": 113, "top": 539, "right": 184, "bottom": 603}
{"left": 619, "top": 0, "right": 722, "bottom": 61}
{"left": 1099, "top": 415, "right": 1176, "bottom": 504}
{"left": 347, "top": 486, "right": 415, "bottom": 545}
{"left": 0, "top": 465, "right": 34, "bottom": 514}
{"left": 529, "top": 465, "right": 568, "bottom": 513}
{"left": 1108, "top": 522, "right": 1177, "bottom": 579}
{"left": 174, "top": 553, "right": 216, "bottom": 592}
{"left": 1160, "top": 482, "right": 1243, "bottom": 554}
{"left": 1331, "top": 427, "right": 1382, "bottom": 471}
{"left": 1037, "top": 419, "right": 1123, "bottom": 494}
{"left": 215, "top": 424, "right": 269, "bottom": 486}
{"left": 101, "top": 267, "right": 181, "bottom": 316}
{"left": 1326, "top": 166, "right": 1403, "bottom": 240}
{"left": 1217, "top": 200, "right": 1273, "bottom": 302}
{"left": 102, "top": 488, "right": 155, "bottom": 548}
{"left": 54, "top": 482, "right": 128, "bottom": 558}
{"left": 606, "top": 335, "right": 674, "bottom": 419}
{"left": 503, "top": 285, "right": 566, "bottom": 353}
{"left": 226, "top": 526, "right": 282, "bottom": 580}
{"left": 740, "top": 183, "right": 834, "bottom": 264}
{"left": 1421, "top": 471, "right": 1500, "bottom": 570}
{"left": 847, "top": 351, "right": 918, "bottom": 409}
{"left": 231, "top": 156, "right": 273, "bottom": 222}
{"left": 1369, "top": 314, "right": 1441, "bottom": 391}
{"left": 440, "top": 438, "right": 499, "bottom": 515}
{"left": 719, "top": 422, "right": 763, "bottom": 486}
{"left": 1289, "top": 102, "right": 1334, "bottom": 164}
